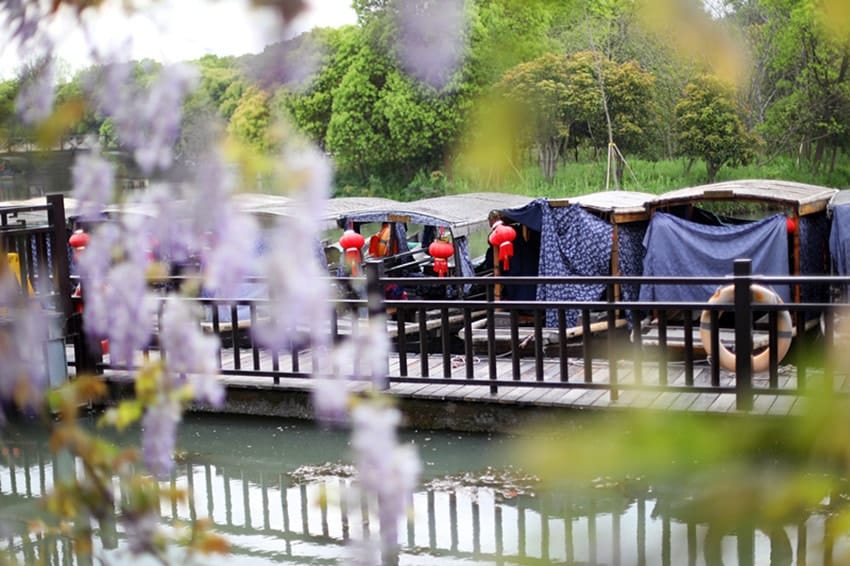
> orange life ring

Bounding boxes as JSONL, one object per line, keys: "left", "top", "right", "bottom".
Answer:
{"left": 698, "top": 284, "right": 792, "bottom": 373}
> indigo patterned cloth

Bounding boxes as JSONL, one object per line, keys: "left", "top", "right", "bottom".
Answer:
{"left": 639, "top": 212, "right": 790, "bottom": 303}
{"left": 536, "top": 204, "right": 613, "bottom": 327}
{"left": 617, "top": 222, "right": 647, "bottom": 304}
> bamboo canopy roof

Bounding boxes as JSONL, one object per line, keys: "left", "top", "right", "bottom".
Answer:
{"left": 342, "top": 192, "right": 536, "bottom": 237}
{"left": 570, "top": 190, "right": 656, "bottom": 223}
{"left": 235, "top": 194, "right": 400, "bottom": 231}
{"left": 648, "top": 180, "right": 838, "bottom": 216}
{"left": 230, "top": 192, "right": 293, "bottom": 213}
{"left": 828, "top": 189, "right": 850, "bottom": 213}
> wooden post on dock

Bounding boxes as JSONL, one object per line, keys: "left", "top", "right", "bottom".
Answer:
{"left": 734, "top": 259, "right": 753, "bottom": 410}
{"left": 365, "top": 260, "right": 390, "bottom": 389}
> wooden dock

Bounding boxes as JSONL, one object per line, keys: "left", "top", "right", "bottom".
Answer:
{"left": 95, "top": 342, "right": 845, "bottom": 427}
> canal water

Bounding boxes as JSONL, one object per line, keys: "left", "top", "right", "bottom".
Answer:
{"left": 0, "top": 413, "right": 846, "bottom": 565}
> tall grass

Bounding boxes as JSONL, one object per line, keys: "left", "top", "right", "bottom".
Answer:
{"left": 357, "top": 155, "right": 850, "bottom": 200}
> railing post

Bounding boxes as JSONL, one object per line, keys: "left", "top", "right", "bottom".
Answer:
{"left": 46, "top": 193, "right": 72, "bottom": 319}
{"left": 486, "top": 281, "right": 497, "bottom": 394}
{"left": 365, "top": 260, "right": 390, "bottom": 389}
{"left": 606, "top": 280, "right": 618, "bottom": 401}
{"left": 734, "top": 259, "right": 753, "bottom": 410}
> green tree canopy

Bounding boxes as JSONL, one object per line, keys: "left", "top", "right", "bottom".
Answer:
{"left": 497, "top": 50, "right": 653, "bottom": 182}
{"left": 227, "top": 87, "right": 272, "bottom": 152}
{"left": 675, "top": 74, "right": 756, "bottom": 182}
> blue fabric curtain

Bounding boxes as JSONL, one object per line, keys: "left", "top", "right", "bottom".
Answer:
{"left": 830, "top": 204, "right": 850, "bottom": 276}
{"left": 536, "top": 204, "right": 613, "bottom": 327}
{"left": 639, "top": 212, "right": 790, "bottom": 303}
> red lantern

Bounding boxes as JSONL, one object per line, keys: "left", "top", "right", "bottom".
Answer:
{"left": 786, "top": 216, "right": 797, "bottom": 233}
{"left": 428, "top": 238, "right": 454, "bottom": 277}
{"left": 69, "top": 229, "right": 90, "bottom": 259}
{"left": 488, "top": 222, "right": 516, "bottom": 271}
{"left": 339, "top": 229, "right": 366, "bottom": 275}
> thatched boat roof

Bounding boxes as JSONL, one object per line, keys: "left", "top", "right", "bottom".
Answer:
{"left": 828, "top": 189, "right": 850, "bottom": 213}
{"left": 342, "top": 192, "right": 536, "bottom": 237}
{"left": 648, "top": 180, "right": 838, "bottom": 216}
{"left": 570, "top": 190, "right": 656, "bottom": 223}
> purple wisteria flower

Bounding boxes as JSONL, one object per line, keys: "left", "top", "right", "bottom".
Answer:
{"left": 81, "top": 261, "right": 155, "bottom": 368}
{"left": 0, "top": 271, "right": 48, "bottom": 423}
{"left": 253, "top": 147, "right": 334, "bottom": 352}
{"left": 159, "top": 297, "right": 224, "bottom": 407}
{"left": 88, "top": 62, "right": 198, "bottom": 174}
{"left": 125, "top": 184, "right": 195, "bottom": 264}
{"left": 396, "top": 0, "right": 468, "bottom": 89}
{"left": 15, "top": 56, "right": 56, "bottom": 125}
{"left": 3, "top": 0, "right": 42, "bottom": 46}
{"left": 329, "top": 320, "right": 390, "bottom": 388}
{"left": 203, "top": 212, "right": 261, "bottom": 299}
{"left": 71, "top": 144, "right": 116, "bottom": 221}
{"left": 351, "top": 404, "right": 421, "bottom": 557}
{"left": 190, "top": 151, "right": 237, "bottom": 242}
{"left": 141, "top": 398, "right": 182, "bottom": 479}
{"left": 311, "top": 376, "right": 352, "bottom": 424}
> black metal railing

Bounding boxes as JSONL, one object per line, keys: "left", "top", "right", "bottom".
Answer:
{"left": 70, "top": 256, "right": 850, "bottom": 412}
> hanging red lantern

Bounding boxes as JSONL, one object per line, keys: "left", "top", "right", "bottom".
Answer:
{"left": 69, "top": 229, "right": 90, "bottom": 259}
{"left": 428, "top": 238, "right": 454, "bottom": 277}
{"left": 339, "top": 229, "right": 366, "bottom": 275}
{"left": 786, "top": 216, "right": 798, "bottom": 233}
{"left": 488, "top": 222, "right": 516, "bottom": 271}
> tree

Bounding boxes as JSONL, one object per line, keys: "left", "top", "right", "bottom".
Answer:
{"left": 496, "top": 50, "right": 653, "bottom": 182}
{"left": 0, "top": 79, "right": 21, "bottom": 150}
{"left": 497, "top": 52, "right": 598, "bottom": 181}
{"left": 747, "top": 0, "right": 850, "bottom": 172}
{"left": 227, "top": 87, "right": 272, "bottom": 152}
{"left": 282, "top": 26, "right": 362, "bottom": 150}
{"left": 675, "top": 74, "right": 756, "bottom": 182}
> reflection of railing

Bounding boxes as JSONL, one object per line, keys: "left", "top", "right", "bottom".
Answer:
{"left": 0, "top": 441, "right": 845, "bottom": 565}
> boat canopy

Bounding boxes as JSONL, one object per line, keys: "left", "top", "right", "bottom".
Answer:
{"left": 570, "top": 190, "right": 655, "bottom": 223}
{"left": 648, "top": 179, "right": 837, "bottom": 216}
{"left": 235, "top": 194, "right": 400, "bottom": 231}
{"left": 340, "top": 192, "right": 535, "bottom": 238}
{"left": 643, "top": 180, "right": 835, "bottom": 306}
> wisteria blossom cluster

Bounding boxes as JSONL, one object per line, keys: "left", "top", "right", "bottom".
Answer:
{"left": 350, "top": 404, "right": 421, "bottom": 560}
{"left": 0, "top": 268, "right": 48, "bottom": 425}
{"left": 396, "top": 0, "right": 468, "bottom": 89}
{"left": 87, "top": 62, "right": 200, "bottom": 174}
{"left": 0, "top": 0, "right": 474, "bottom": 562}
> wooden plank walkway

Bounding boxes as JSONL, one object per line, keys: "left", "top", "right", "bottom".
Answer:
{"left": 91, "top": 344, "right": 845, "bottom": 418}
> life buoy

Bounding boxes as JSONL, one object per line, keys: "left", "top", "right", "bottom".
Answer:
{"left": 698, "top": 284, "right": 793, "bottom": 373}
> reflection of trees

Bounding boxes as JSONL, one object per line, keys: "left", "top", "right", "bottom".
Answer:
{"left": 647, "top": 467, "right": 844, "bottom": 566}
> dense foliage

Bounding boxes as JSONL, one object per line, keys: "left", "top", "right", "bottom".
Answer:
{"left": 4, "top": 0, "right": 850, "bottom": 193}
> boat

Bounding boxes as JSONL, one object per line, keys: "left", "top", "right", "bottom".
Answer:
{"left": 637, "top": 179, "right": 837, "bottom": 361}
{"left": 457, "top": 191, "right": 655, "bottom": 356}
{"left": 336, "top": 191, "right": 536, "bottom": 287}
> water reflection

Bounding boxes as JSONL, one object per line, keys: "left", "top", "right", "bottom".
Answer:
{"left": 0, "top": 415, "right": 845, "bottom": 565}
